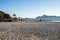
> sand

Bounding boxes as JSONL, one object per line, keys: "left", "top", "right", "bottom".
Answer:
{"left": 0, "top": 22, "right": 60, "bottom": 40}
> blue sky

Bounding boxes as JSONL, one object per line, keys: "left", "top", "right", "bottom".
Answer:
{"left": 0, "top": 0, "right": 60, "bottom": 18}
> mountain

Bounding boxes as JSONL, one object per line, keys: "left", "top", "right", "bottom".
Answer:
{"left": 35, "top": 15, "right": 60, "bottom": 21}
{"left": 25, "top": 15, "right": 60, "bottom": 21}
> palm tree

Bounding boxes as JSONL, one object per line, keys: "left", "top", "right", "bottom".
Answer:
{"left": 12, "top": 14, "right": 17, "bottom": 22}
{"left": 18, "top": 17, "right": 20, "bottom": 21}
{"left": 13, "top": 14, "right": 16, "bottom": 18}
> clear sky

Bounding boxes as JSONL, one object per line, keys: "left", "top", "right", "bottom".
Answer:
{"left": 0, "top": 0, "right": 60, "bottom": 18}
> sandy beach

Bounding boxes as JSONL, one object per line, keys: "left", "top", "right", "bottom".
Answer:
{"left": 0, "top": 22, "right": 60, "bottom": 40}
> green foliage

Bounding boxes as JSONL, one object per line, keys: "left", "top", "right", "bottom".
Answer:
{"left": 13, "top": 14, "right": 16, "bottom": 18}
{"left": 0, "top": 11, "right": 11, "bottom": 21}
{"left": 12, "top": 14, "right": 18, "bottom": 21}
{"left": 0, "top": 11, "right": 5, "bottom": 21}
{"left": 4, "top": 13, "right": 11, "bottom": 18}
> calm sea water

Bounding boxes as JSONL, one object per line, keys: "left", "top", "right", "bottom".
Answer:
{"left": 49, "top": 21, "right": 60, "bottom": 22}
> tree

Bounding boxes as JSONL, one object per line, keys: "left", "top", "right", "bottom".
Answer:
{"left": 18, "top": 17, "right": 20, "bottom": 21}
{"left": 4, "top": 13, "right": 11, "bottom": 18}
{"left": 0, "top": 11, "right": 5, "bottom": 21}
{"left": 12, "top": 14, "right": 17, "bottom": 21}
{"left": 20, "top": 17, "right": 24, "bottom": 22}
{"left": 13, "top": 14, "right": 16, "bottom": 18}
{"left": 0, "top": 11, "right": 11, "bottom": 21}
